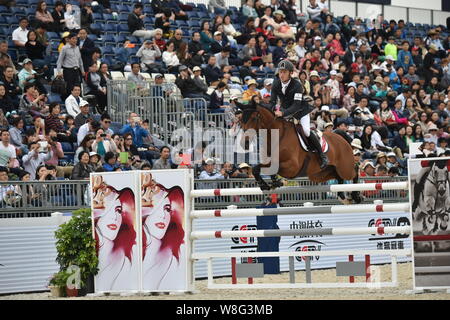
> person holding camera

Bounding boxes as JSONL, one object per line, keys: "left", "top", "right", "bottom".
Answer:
{"left": 137, "top": 39, "right": 164, "bottom": 74}
{"left": 22, "top": 139, "right": 52, "bottom": 180}
{"left": 92, "top": 127, "right": 117, "bottom": 160}
{"left": 18, "top": 59, "right": 47, "bottom": 95}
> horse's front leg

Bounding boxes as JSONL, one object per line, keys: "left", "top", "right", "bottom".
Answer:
{"left": 270, "top": 175, "right": 284, "bottom": 189}
{"left": 253, "top": 164, "right": 271, "bottom": 191}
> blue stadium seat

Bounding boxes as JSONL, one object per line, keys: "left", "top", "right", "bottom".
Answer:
{"left": 196, "top": 4, "right": 207, "bottom": 12}
{"left": 0, "top": 6, "right": 9, "bottom": 14}
{"left": 10, "top": 7, "right": 26, "bottom": 17}
{"left": 114, "top": 34, "right": 127, "bottom": 44}
{"left": 102, "top": 45, "right": 115, "bottom": 57}
{"left": 92, "top": 12, "right": 103, "bottom": 22}
{"left": 119, "top": 13, "right": 128, "bottom": 21}
{"left": 90, "top": 23, "right": 101, "bottom": 31}
{"left": 196, "top": 12, "right": 208, "bottom": 19}
{"left": 6, "top": 16, "right": 19, "bottom": 26}
{"left": 87, "top": 34, "right": 98, "bottom": 42}
{"left": 186, "top": 11, "right": 198, "bottom": 19}
{"left": 103, "top": 23, "right": 117, "bottom": 34}
{"left": 116, "top": 4, "right": 128, "bottom": 13}
{"left": 117, "top": 24, "right": 130, "bottom": 35}
{"left": 102, "top": 34, "right": 115, "bottom": 45}
{"left": 103, "top": 13, "right": 113, "bottom": 22}
{"left": 25, "top": 7, "right": 35, "bottom": 17}
{"left": 0, "top": 16, "right": 7, "bottom": 27}
{"left": 47, "top": 93, "right": 63, "bottom": 104}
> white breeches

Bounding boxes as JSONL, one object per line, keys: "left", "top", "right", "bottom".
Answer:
{"left": 300, "top": 114, "right": 311, "bottom": 137}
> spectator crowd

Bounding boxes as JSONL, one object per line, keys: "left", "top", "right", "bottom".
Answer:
{"left": 0, "top": 0, "right": 450, "bottom": 207}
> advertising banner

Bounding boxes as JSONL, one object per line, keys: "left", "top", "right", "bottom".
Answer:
{"left": 139, "top": 170, "right": 191, "bottom": 292}
{"left": 409, "top": 157, "right": 450, "bottom": 290}
{"left": 91, "top": 171, "right": 141, "bottom": 293}
{"left": 91, "top": 170, "right": 192, "bottom": 293}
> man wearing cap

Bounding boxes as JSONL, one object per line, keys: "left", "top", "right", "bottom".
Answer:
{"left": 74, "top": 101, "right": 93, "bottom": 128}
{"left": 192, "top": 66, "right": 208, "bottom": 93}
{"left": 259, "top": 78, "right": 273, "bottom": 97}
{"left": 199, "top": 158, "right": 225, "bottom": 183}
{"left": 211, "top": 31, "right": 225, "bottom": 54}
{"left": 361, "top": 161, "right": 376, "bottom": 177}
{"left": 56, "top": 32, "right": 85, "bottom": 95}
{"left": 136, "top": 39, "right": 163, "bottom": 73}
{"left": 17, "top": 59, "right": 45, "bottom": 94}
{"left": 175, "top": 65, "right": 210, "bottom": 100}
{"left": 270, "top": 59, "right": 328, "bottom": 168}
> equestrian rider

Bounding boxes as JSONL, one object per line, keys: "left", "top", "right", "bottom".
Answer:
{"left": 270, "top": 59, "right": 329, "bottom": 169}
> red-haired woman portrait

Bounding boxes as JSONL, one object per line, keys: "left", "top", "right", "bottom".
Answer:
{"left": 141, "top": 173, "right": 185, "bottom": 290}
{"left": 92, "top": 175, "right": 138, "bottom": 291}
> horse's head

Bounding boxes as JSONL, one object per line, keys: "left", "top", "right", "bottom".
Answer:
{"left": 240, "top": 98, "right": 275, "bottom": 131}
{"left": 431, "top": 161, "right": 449, "bottom": 197}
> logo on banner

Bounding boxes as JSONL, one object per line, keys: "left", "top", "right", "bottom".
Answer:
{"left": 230, "top": 224, "right": 258, "bottom": 263}
{"left": 289, "top": 240, "right": 326, "bottom": 262}
{"left": 289, "top": 219, "right": 324, "bottom": 238}
{"left": 368, "top": 216, "right": 410, "bottom": 250}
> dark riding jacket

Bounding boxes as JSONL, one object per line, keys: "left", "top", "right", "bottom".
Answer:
{"left": 269, "top": 77, "right": 314, "bottom": 119}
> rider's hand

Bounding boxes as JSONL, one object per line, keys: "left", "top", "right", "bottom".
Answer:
{"left": 275, "top": 111, "right": 283, "bottom": 117}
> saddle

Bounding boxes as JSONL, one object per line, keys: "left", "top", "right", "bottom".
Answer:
{"left": 286, "top": 118, "right": 329, "bottom": 153}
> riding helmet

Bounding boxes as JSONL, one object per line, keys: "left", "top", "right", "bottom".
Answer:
{"left": 278, "top": 60, "right": 294, "bottom": 72}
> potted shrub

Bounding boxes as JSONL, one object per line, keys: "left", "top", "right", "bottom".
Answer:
{"left": 55, "top": 208, "right": 99, "bottom": 296}
{"left": 48, "top": 272, "right": 66, "bottom": 297}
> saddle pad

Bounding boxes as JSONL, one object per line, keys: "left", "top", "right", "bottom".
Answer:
{"left": 297, "top": 130, "right": 329, "bottom": 153}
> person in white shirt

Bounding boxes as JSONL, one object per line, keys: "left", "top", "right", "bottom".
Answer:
{"left": 198, "top": 158, "right": 225, "bottom": 189}
{"left": 326, "top": 70, "right": 340, "bottom": 103}
{"left": 294, "top": 37, "right": 307, "bottom": 60}
{"left": 64, "top": 3, "right": 80, "bottom": 30}
{"left": 77, "top": 119, "right": 100, "bottom": 145}
{"left": 12, "top": 18, "right": 30, "bottom": 48}
{"left": 22, "top": 140, "right": 52, "bottom": 180}
{"left": 0, "top": 130, "right": 16, "bottom": 168}
{"left": 306, "top": 0, "right": 321, "bottom": 20}
{"left": 65, "top": 85, "right": 87, "bottom": 118}
{"left": 162, "top": 42, "right": 180, "bottom": 73}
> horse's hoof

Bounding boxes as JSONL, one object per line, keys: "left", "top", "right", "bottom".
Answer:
{"left": 270, "top": 181, "right": 284, "bottom": 189}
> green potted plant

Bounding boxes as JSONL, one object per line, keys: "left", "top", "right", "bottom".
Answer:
{"left": 55, "top": 208, "right": 99, "bottom": 297}
{"left": 48, "top": 271, "right": 67, "bottom": 297}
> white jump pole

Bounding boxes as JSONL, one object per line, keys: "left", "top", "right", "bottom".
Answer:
{"left": 190, "top": 226, "right": 411, "bottom": 240}
{"left": 191, "top": 203, "right": 410, "bottom": 218}
{"left": 190, "top": 182, "right": 408, "bottom": 198}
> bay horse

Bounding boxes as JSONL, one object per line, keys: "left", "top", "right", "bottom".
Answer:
{"left": 240, "top": 103, "right": 361, "bottom": 203}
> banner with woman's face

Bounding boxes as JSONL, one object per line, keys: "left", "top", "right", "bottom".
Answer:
{"left": 140, "top": 170, "right": 190, "bottom": 292}
{"left": 91, "top": 172, "right": 141, "bottom": 293}
{"left": 91, "top": 170, "right": 192, "bottom": 293}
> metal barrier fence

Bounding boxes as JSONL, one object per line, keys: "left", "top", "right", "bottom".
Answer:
{"left": 0, "top": 176, "right": 408, "bottom": 217}
{"left": 0, "top": 180, "right": 90, "bottom": 218}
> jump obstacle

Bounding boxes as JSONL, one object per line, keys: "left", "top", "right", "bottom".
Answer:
{"left": 189, "top": 181, "right": 418, "bottom": 289}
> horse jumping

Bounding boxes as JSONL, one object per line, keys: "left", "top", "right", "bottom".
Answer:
{"left": 241, "top": 104, "right": 360, "bottom": 203}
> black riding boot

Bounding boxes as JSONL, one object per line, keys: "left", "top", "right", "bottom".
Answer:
{"left": 308, "top": 131, "right": 329, "bottom": 169}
